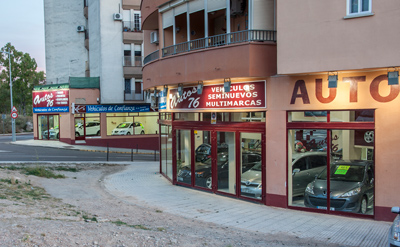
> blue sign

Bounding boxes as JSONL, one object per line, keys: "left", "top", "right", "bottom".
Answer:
{"left": 33, "top": 107, "right": 69, "bottom": 113}
{"left": 86, "top": 104, "right": 150, "bottom": 113}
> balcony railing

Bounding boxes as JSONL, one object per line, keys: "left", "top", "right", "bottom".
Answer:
{"left": 143, "top": 50, "right": 159, "bottom": 65}
{"left": 124, "top": 90, "right": 144, "bottom": 101}
{"left": 123, "top": 56, "right": 142, "bottom": 67}
{"left": 162, "top": 30, "right": 276, "bottom": 58}
{"left": 123, "top": 21, "right": 141, "bottom": 32}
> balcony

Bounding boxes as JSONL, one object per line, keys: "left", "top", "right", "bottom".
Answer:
{"left": 123, "top": 21, "right": 143, "bottom": 43}
{"left": 123, "top": 56, "right": 143, "bottom": 77}
{"left": 161, "top": 30, "right": 276, "bottom": 59}
{"left": 122, "top": 0, "right": 140, "bottom": 10}
{"left": 143, "top": 50, "right": 159, "bottom": 65}
{"left": 124, "top": 90, "right": 144, "bottom": 101}
{"left": 143, "top": 30, "right": 277, "bottom": 88}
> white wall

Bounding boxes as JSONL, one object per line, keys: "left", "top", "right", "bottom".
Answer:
{"left": 89, "top": 0, "right": 125, "bottom": 104}
{"left": 44, "top": 0, "right": 88, "bottom": 84}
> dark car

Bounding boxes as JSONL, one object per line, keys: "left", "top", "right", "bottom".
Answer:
{"left": 195, "top": 143, "right": 228, "bottom": 162}
{"left": 178, "top": 151, "right": 261, "bottom": 189}
{"left": 304, "top": 160, "right": 374, "bottom": 214}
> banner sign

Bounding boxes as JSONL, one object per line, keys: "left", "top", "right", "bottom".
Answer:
{"left": 73, "top": 104, "right": 150, "bottom": 113}
{"left": 33, "top": 106, "right": 69, "bottom": 113}
{"left": 169, "top": 81, "right": 266, "bottom": 110}
{"left": 32, "top": 89, "right": 69, "bottom": 113}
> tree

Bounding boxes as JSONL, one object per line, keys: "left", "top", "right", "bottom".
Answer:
{"left": 0, "top": 43, "right": 45, "bottom": 116}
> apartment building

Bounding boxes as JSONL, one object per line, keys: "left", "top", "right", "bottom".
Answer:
{"left": 32, "top": 0, "right": 159, "bottom": 149}
{"left": 141, "top": 0, "right": 400, "bottom": 221}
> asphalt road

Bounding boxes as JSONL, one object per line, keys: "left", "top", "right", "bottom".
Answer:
{"left": 0, "top": 134, "right": 158, "bottom": 162}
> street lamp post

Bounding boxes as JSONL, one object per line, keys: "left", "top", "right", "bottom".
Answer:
{"left": 0, "top": 48, "right": 16, "bottom": 142}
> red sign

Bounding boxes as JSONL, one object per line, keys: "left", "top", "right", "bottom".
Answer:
{"left": 11, "top": 112, "right": 18, "bottom": 119}
{"left": 11, "top": 106, "right": 17, "bottom": 112}
{"left": 32, "top": 90, "right": 69, "bottom": 108}
{"left": 169, "top": 81, "right": 266, "bottom": 110}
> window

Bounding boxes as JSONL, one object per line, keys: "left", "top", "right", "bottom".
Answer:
{"left": 134, "top": 13, "right": 141, "bottom": 31}
{"left": 346, "top": 0, "right": 372, "bottom": 17}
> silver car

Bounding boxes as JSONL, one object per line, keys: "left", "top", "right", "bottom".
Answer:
{"left": 240, "top": 161, "right": 262, "bottom": 199}
{"left": 388, "top": 207, "right": 400, "bottom": 247}
{"left": 240, "top": 152, "right": 327, "bottom": 199}
{"left": 304, "top": 161, "right": 374, "bottom": 214}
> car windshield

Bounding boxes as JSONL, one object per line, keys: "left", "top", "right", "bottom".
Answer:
{"left": 318, "top": 164, "right": 365, "bottom": 182}
{"left": 202, "top": 153, "right": 228, "bottom": 166}
{"left": 116, "top": 123, "right": 130, "bottom": 128}
{"left": 249, "top": 162, "right": 262, "bottom": 171}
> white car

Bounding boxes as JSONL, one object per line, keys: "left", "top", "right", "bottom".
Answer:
{"left": 111, "top": 122, "right": 145, "bottom": 135}
{"left": 43, "top": 126, "right": 59, "bottom": 139}
{"left": 75, "top": 121, "right": 100, "bottom": 137}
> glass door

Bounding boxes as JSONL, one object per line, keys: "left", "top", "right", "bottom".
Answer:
{"left": 240, "top": 133, "right": 262, "bottom": 200}
{"left": 216, "top": 131, "right": 235, "bottom": 194}
{"left": 38, "top": 115, "right": 60, "bottom": 140}
{"left": 74, "top": 116, "right": 85, "bottom": 140}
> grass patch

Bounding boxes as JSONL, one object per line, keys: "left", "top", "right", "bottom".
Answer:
{"left": 23, "top": 167, "right": 65, "bottom": 179}
{"left": 53, "top": 167, "right": 80, "bottom": 172}
{"left": 111, "top": 220, "right": 151, "bottom": 230}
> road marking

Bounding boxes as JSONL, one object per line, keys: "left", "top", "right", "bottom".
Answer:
{"left": 0, "top": 150, "right": 11, "bottom": 152}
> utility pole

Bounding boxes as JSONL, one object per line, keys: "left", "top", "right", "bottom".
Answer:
{"left": 1, "top": 48, "right": 16, "bottom": 142}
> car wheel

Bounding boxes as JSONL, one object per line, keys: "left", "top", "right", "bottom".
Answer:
{"left": 205, "top": 176, "right": 212, "bottom": 189}
{"left": 140, "top": 130, "right": 145, "bottom": 134}
{"left": 359, "top": 196, "right": 368, "bottom": 214}
{"left": 96, "top": 131, "right": 100, "bottom": 136}
{"left": 75, "top": 132, "right": 80, "bottom": 137}
{"left": 56, "top": 133, "right": 59, "bottom": 139}
{"left": 127, "top": 132, "right": 131, "bottom": 135}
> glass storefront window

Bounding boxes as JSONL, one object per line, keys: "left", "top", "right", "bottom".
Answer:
{"left": 161, "top": 124, "right": 173, "bottom": 180}
{"left": 217, "top": 132, "right": 235, "bottom": 194}
{"left": 288, "top": 111, "right": 328, "bottom": 122}
{"left": 193, "top": 130, "right": 212, "bottom": 189}
{"left": 330, "top": 110, "right": 374, "bottom": 122}
{"left": 288, "top": 110, "right": 375, "bottom": 216}
{"left": 106, "top": 112, "right": 158, "bottom": 135}
{"left": 175, "top": 113, "right": 198, "bottom": 121}
{"left": 240, "top": 133, "right": 262, "bottom": 200}
{"left": 288, "top": 129, "right": 328, "bottom": 208}
{"left": 176, "top": 129, "right": 191, "bottom": 185}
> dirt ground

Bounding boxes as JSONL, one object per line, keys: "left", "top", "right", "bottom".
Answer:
{"left": 0, "top": 163, "right": 342, "bottom": 247}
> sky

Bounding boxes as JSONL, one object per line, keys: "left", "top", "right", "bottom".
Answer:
{"left": 0, "top": 0, "right": 45, "bottom": 72}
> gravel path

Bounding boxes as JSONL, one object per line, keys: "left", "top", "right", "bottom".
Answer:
{"left": 0, "top": 163, "right": 343, "bottom": 246}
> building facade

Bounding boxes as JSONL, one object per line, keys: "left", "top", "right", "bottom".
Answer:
{"left": 141, "top": 0, "right": 400, "bottom": 221}
{"left": 34, "top": 0, "right": 160, "bottom": 149}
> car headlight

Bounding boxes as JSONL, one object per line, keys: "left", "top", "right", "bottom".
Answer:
{"left": 339, "top": 187, "right": 361, "bottom": 198}
{"left": 305, "top": 183, "right": 314, "bottom": 195}
{"left": 195, "top": 171, "right": 205, "bottom": 177}
{"left": 391, "top": 216, "right": 400, "bottom": 241}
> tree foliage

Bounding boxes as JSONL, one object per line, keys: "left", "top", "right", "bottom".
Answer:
{"left": 0, "top": 43, "right": 45, "bottom": 116}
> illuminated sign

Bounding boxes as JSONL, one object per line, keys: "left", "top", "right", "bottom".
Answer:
{"left": 73, "top": 104, "right": 150, "bottom": 113}
{"left": 169, "top": 81, "right": 266, "bottom": 110}
{"left": 32, "top": 89, "right": 69, "bottom": 113}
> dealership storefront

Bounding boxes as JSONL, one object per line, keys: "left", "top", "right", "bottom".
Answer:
{"left": 32, "top": 83, "right": 159, "bottom": 149}
{"left": 159, "top": 71, "right": 399, "bottom": 221}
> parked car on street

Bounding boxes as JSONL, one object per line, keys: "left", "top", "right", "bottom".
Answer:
{"left": 388, "top": 206, "right": 400, "bottom": 247}
{"left": 111, "top": 122, "right": 145, "bottom": 135}
{"left": 304, "top": 160, "right": 374, "bottom": 214}
{"left": 75, "top": 121, "right": 100, "bottom": 137}
{"left": 178, "top": 151, "right": 261, "bottom": 189}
